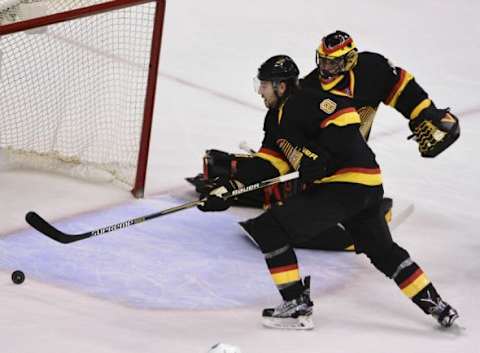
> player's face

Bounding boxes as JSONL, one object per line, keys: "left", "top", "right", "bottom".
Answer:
{"left": 256, "top": 80, "right": 278, "bottom": 109}
{"left": 316, "top": 53, "right": 343, "bottom": 80}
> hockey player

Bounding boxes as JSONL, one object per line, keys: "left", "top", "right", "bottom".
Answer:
{"left": 304, "top": 30, "right": 460, "bottom": 154}
{"left": 190, "top": 31, "right": 460, "bottom": 251}
{"left": 198, "top": 55, "right": 459, "bottom": 330}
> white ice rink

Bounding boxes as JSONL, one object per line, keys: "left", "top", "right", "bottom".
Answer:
{"left": 1, "top": 1, "right": 479, "bottom": 352}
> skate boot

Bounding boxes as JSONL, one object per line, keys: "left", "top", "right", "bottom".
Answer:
{"left": 262, "top": 276, "right": 314, "bottom": 330}
{"left": 428, "top": 298, "right": 459, "bottom": 328}
{"left": 421, "top": 291, "right": 459, "bottom": 328}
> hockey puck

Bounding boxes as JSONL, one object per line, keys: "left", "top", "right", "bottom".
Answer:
{"left": 11, "top": 270, "right": 25, "bottom": 285}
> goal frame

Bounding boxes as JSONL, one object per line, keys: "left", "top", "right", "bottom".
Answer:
{"left": 0, "top": 0, "right": 166, "bottom": 198}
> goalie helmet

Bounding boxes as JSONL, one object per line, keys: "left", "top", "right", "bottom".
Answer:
{"left": 316, "top": 30, "right": 358, "bottom": 80}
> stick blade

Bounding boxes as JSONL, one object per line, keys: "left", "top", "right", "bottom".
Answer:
{"left": 25, "top": 211, "right": 87, "bottom": 244}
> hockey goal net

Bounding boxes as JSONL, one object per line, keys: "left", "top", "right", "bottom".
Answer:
{"left": 0, "top": 0, "right": 165, "bottom": 198}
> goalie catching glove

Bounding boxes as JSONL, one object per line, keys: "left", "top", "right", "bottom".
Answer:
{"left": 197, "top": 177, "right": 244, "bottom": 212}
{"left": 408, "top": 106, "right": 460, "bottom": 158}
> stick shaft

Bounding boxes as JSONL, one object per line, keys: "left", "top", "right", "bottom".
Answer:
{"left": 26, "top": 172, "right": 299, "bottom": 243}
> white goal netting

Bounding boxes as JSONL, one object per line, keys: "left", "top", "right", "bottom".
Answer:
{"left": 0, "top": 0, "right": 159, "bottom": 189}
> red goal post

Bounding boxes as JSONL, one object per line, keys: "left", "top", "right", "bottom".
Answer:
{"left": 0, "top": 0, "right": 166, "bottom": 198}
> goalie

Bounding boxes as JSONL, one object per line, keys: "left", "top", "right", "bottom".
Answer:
{"left": 304, "top": 30, "right": 460, "bottom": 156}
{"left": 197, "top": 55, "right": 458, "bottom": 329}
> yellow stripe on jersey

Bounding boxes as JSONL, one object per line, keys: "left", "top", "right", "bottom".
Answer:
{"left": 321, "top": 74, "right": 344, "bottom": 91}
{"left": 255, "top": 150, "right": 291, "bottom": 175}
{"left": 385, "top": 69, "right": 413, "bottom": 108}
{"left": 410, "top": 98, "right": 432, "bottom": 120}
{"left": 320, "top": 108, "right": 361, "bottom": 128}
{"left": 314, "top": 167, "right": 382, "bottom": 186}
{"left": 277, "top": 98, "right": 289, "bottom": 124}
{"left": 331, "top": 70, "right": 355, "bottom": 98}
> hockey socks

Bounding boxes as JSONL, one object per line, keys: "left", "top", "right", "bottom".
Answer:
{"left": 392, "top": 258, "right": 458, "bottom": 327}
{"left": 264, "top": 245, "right": 303, "bottom": 300}
{"left": 392, "top": 259, "right": 431, "bottom": 299}
{"left": 261, "top": 246, "right": 313, "bottom": 330}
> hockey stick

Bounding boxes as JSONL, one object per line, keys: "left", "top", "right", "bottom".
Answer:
{"left": 390, "top": 203, "right": 415, "bottom": 231}
{"left": 25, "top": 171, "right": 299, "bottom": 244}
{"left": 238, "top": 141, "right": 255, "bottom": 154}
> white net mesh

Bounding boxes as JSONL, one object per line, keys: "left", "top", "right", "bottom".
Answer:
{"left": 0, "top": 0, "right": 158, "bottom": 188}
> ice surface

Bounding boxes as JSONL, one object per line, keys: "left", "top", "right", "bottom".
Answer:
{"left": 1, "top": 0, "right": 479, "bottom": 352}
{"left": 1, "top": 195, "right": 359, "bottom": 310}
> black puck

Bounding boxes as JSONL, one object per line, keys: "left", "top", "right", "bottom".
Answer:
{"left": 11, "top": 270, "right": 25, "bottom": 284}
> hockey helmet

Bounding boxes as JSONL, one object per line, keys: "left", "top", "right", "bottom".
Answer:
{"left": 316, "top": 30, "right": 358, "bottom": 80}
{"left": 255, "top": 55, "right": 299, "bottom": 95}
{"left": 257, "top": 55, "right": 299, "bottom": 82}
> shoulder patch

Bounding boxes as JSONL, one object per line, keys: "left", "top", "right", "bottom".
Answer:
{"left": 320, "top": 98, "right": 337, "bottom": 114}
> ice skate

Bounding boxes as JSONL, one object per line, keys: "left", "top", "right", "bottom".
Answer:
{"left": 428, "top": 298, "right": 459, "bottom": 328}
{"left": 421, "top": 291, "right": 459, "bottom": 328}
{"left": 262, "top": 276, "right": 314, "bottom": 330}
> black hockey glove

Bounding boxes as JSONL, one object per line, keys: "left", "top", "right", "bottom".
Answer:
{"left": 408, "top": 106, "right": 460, "bottom": 158}
{"left": 188, "top": 149, "right": 253, "bottom": 195}
{"left": 277, "top": 138, "right": 328, "bottom": 183}
{"left": 203, "top": 149, "right": 253, "bottom": 179}
{"left": 298, "top": 146, "right": 328, "bottom": 183}
{"left": 197, "top": 177, "right": 244, "bottom": 212}
{"left": 203, "top": 149, "right": 236, "bottom": 179}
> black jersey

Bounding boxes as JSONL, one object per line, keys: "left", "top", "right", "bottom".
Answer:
{"left": 301, "top": 52, "right": 432, "bottom": 140}
{"left": 235, "top": 89, "right": 382, "bottom": 187}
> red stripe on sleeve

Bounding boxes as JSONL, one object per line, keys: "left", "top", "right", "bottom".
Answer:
{"left": 334, "top": 167, "right": 381, "bottom": 175}
{"left": 385, "top": 69, "right": 406, "bottom": 105}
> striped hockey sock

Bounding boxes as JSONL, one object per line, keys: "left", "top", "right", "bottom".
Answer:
{"left": 264, "top": 244, "right": 303, "bottom": 301}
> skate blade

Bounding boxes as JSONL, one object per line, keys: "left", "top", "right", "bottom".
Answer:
{"left": 262, "top": 315, "right": 314, "bottom": 330}
{"left": 439, "top": 312, "right": 460, "bottom": 329}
